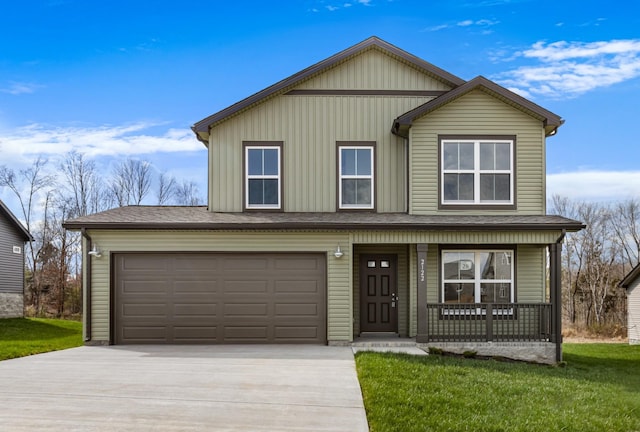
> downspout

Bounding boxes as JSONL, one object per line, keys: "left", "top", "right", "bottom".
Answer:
{"left": 81, "top": 228, "right": 92, "bottom": 342}
{"left": 552, "top": 229, "right": 566, "bottom": 362}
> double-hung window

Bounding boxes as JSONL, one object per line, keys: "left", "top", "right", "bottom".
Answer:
{"left": 338, "top": 143, "right": 375, "bottom": 209}
{"left": 244, "top": 143, "right": 282, "bottom": 210}
{"left": 441, "top": 137, "right": 514, "bottom": 206}
{"left": 442, "top": 250, "right": 514, "bottom": 305}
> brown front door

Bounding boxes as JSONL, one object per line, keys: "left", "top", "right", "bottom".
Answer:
{"left": 360, "top": 255, "right": 398, "bottom": 333}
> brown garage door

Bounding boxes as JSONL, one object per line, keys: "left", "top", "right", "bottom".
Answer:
{"left": 113, "top": 253, "right": 326, "bottom": 344}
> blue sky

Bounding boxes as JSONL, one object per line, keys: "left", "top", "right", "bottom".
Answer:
{"left": 1, "top": 0, "right": 640, "bottom": 211}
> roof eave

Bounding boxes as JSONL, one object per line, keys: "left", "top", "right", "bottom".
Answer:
{"left": 0, "top": 200, "right": 33, "bottom": 241}
{"left": 392, "top": 76, "right": 564, "bottom": 136}
{"left": 619, "top": 263, "right": 640, "bottom": 289}
{"left": 62, "top": 221, "right": 585, "bottom": 232}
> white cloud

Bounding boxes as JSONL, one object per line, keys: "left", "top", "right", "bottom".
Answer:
{"left": 547, "top": 170, "right": 640, "bottom": 203}
{"left": 423, "top": 18, "right": 499, "bottom": 32}
{"left": 0, "top": 81, "right": 43, "bottom": 95}
{"left": 495, "top": 39, "right": 640, "bottom": 98}
{"left": 0, "top": 122, "right": 204, "bottom": 164}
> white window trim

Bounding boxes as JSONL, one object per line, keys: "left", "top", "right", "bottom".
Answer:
{"left": 339, "top": 145, "right": 374, "bottom": 209}
{"left": 441, "top": 249, "right": 515, "bottom": 311}
{"left": 441, "top": 139, "right": 514, "bottom": 205}
{"left": 245, "top": 146, "right": 281, "bottom": 209}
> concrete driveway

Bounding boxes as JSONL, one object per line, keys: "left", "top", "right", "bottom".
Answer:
{"left": 0, "top": 345, "right": 369, "bottom": 431}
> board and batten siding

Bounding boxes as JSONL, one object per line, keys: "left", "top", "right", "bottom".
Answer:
{"left": 629, "top": 280, "right": 640, "bottom": 344}
{"left": 294, "top": 48, "right": 452, "bottom": 91}
{"left": 409, "top": 89, "right": 547, "bottom": 215}
{"left": 85, "top": 230, "right": 351, "bottom": 343}
{"left": 0, "top": 214, "right": 25, "bottom": 294}
{"left": 207, "top": 48, "right": 457, "bottom": 213}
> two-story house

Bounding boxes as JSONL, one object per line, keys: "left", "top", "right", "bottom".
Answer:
{"left": 64, "top": 37, "right": 584, "bottom": 363}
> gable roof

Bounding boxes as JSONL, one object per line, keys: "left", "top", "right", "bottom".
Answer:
{"left": 619, "top": 262, "right": 640, "bottom": 290}
{"left": 0, "top": 200, "right": 33, "bottom": 241}
{"left": 191, "top": 36, "right": 465, "bottom": 144}
{"left": 392, "top": 76, "right": 564, "bottom": 138}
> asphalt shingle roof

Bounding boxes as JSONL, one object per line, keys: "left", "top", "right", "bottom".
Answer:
{"left": 63, "top": 206, "right": 584, "bottom": 232}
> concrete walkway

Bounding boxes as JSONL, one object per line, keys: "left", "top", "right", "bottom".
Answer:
{"left": 0, "top": 345, "right": 369, "bottom": 431}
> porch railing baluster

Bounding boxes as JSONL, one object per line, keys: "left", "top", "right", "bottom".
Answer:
{"left": 425, "top": 303, "right": 552, "bottom": 343}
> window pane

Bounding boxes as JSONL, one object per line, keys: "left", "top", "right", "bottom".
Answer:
{"left": 481, "top": 283, "right": 511, "bottom": 303}
{"left": 248, "top": 149, "right": 263, "bottom": 175}
{"left": 248, "top": 179, "right": 264, "bottom": 204}
{"left": 444, "top": 283, "right": 475, "bottom": 303}
{"left": 341, "top": 149, "right": 356, "bottom": 175}
{"left": 342, "top": 179, "right": 356, "bottom": 204}
{"left": 443, "top": 252, "right": 475, "bottom": 280}
{"left": 480, "top": 143, "right": 495, "bottom": 170}
{"left": 248, "top": 179, "right": 278, "bottom": 205}
{"left": 367, "top": 261, "right": 376, "bottom": 268}
{"left": 480, "top": 252, "right": 496, "bottom": 280}
{"left": 356, "top": 179, "right": 372, "bottom": 205}
{"left": 443, "top": 174, "right": 458, "bottom": 200}
{"left": 494, "top": 174, "right": 510, "bottom": 200}
{"left": 263, "top": 149, "right": 279, "bottom": 175}
{"left": 459, "top": 174, "right": 474, "bottom": 200}
{"left": 496, "top": 143, "right": 511, "bottom": 170}
{"left": 459, "top": 143, "right": 474, "bottom": 170}
{"left": 356, "top": 149, "right": 372, "bottom": 175}
{"left": 495, "top": 252, "right": 512, "bottom": 279}
{"left": 443, "top": 143, "right": 458, "bottom": 170}
{"left": 262, "top": 179, "right": 278, "bottom": 204}
{"left": 480, "top": 174, "right": 495, "bottom": 201}
{"left": 380, "top": 260, "right": 390, "bottom": 268}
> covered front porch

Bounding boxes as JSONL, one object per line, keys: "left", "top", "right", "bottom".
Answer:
{"left": 350, "top": 235, "right": 565, "bottom": 363}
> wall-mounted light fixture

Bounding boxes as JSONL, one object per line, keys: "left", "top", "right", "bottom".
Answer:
{"left": 333, "top": 245, "right": 344, "bottom": 259}
{"left": 88, "top": 244, "right": 102, "bottom": 258}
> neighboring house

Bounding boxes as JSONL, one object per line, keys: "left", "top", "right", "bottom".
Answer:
{"left": 0, "top": 200, "right": 33, "bottom": 318}
{"left": 63, "top": 37, "right": 584, "bottom": 363}
{"left": 619, "top": 263, "right": 640, "bottom": 345}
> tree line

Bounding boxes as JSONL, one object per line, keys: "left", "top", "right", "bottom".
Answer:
{"left": 1, "top": 153, "right": 637, "bottom": 337}
{"left": 550, "top": 195, "right": 638, "bottom": 336}
{"left": 0, "top": 152, "right": 203, "bottom": 317}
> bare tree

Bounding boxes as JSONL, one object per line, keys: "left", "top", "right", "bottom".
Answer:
{"left": 0, "top": 157, "right": 55, "bottom": 314}
{"left": 611, "top": 198, "right": 640, "bottom": 272}
{"left": 59, "top": 151, "right": 109, "bottom": 217}
{"left": 157, "top": 171, "right": 177, "bottom": 205}
{"left": 174, "top": 180, "right": 202, "bottom": 206}
{"left": 109, "top": 158, "right": 153, "bottom": 206}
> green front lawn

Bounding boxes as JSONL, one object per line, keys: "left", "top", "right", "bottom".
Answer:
{"left": 0, "top": 318, "right": 83, "bottom": 361}
{"left": 356, "top": 344, "right": 640, "bottom": 432}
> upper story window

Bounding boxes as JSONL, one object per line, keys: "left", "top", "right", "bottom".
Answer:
{"left": 338, "top": 142, "right": 375, "bottom": 210}
{"left": 440, "top": 136, "right": 515, "bottom": 208}
{"left": 244, "top": 142, "right": 282, "bottom": 210}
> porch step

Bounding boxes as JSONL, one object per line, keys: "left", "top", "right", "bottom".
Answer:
{"left": 352, "top": 334, "right": 418, "bottom": 348}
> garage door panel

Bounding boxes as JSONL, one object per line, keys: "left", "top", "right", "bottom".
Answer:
{"left": 122, "top": 303, "right": 167, "bottom": 318}
{"left": 275, "top": 257, "right": 321, "bottom": 270}
{"left": 173, "top": 326, "right": 217, "bottom": 341}
{"left": 114, "top": 253, "right": 326, "bottom": 344}
{"left": 223, "top": 257, "right": 269, "bottom": 270}
{"left": 173, "top": 281, "right": 217, "bottom": 293}
{"left": 275, "top": 303, "right": 319, "bottom": 317}
{"left": 173, "top": 303, "right": 218, "bottom": 316}
{"left": 223, "top": 303, "right": 268, "bottom": 317}
{"left": 275, "top": 280, "right": 321, "bottom": 293}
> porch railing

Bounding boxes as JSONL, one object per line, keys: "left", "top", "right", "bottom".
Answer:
{"left": 424, "top": 303, "right": 552, "bottom": 343}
